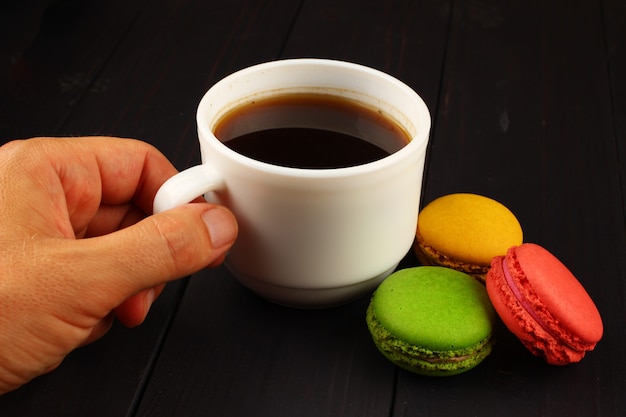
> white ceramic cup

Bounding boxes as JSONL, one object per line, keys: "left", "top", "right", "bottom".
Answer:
{"left": 153, "top": 59, "right": 430, "bottom": 308}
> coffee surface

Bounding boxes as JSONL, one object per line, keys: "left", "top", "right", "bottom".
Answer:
{"left": 214, "top": 93, "right": 410, "bottom": 169}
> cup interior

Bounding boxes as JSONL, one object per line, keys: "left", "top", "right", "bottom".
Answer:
{"left": 196, "top": 59, "right": 430, "bottom": 174}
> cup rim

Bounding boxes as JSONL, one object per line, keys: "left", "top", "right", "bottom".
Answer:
{"left": 196, "top": 58, "right": 431, "bottom": 179}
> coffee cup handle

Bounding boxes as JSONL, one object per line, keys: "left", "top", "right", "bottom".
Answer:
{"left": 153, "top": 164, "right": 225, "bottom": 214}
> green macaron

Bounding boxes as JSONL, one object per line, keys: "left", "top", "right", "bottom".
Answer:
{"left": 366, "top": 266, "right": 496, "bottom": 376}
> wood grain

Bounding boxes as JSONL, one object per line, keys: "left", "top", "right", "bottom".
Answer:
{"left": 0, "top": 0, "right": 624, "bottom": 415}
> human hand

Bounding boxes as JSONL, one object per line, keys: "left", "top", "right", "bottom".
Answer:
{"left": 0, "top": 137, "right": 238, "bottom": 394}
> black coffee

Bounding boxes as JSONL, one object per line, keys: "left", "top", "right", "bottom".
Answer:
{"left": 213, "top": 93, "right": 410, "bottom": 169}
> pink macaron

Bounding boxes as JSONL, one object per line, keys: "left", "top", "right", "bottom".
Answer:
{"left": 486, "top": 243, "right": 603, "bottom": 365}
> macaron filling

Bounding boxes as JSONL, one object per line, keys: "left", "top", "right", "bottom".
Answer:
{"left": 414, "top": 232, "right": 490, "bottom": 280}
{"left": 499, "top": 253, "right": 594, "bottom": 356}
{"left": 501, "top": 257, "right": 552, "bottom": 335}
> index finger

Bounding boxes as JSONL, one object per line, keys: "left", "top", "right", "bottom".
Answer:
{"left": 89, "top": 137, "right": 180, "bottom": 213}
{"left": 52, "top": 136, "right": 179, "bottom": 214}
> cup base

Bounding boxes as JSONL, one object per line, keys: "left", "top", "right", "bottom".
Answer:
{"left": 227, "top": 264, "right": 399, "bottom": 309}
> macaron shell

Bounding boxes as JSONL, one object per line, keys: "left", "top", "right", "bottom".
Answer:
{"left": 514, "top": 244, "right": 603, "bottom": 344}
{"left": 417, "top": 193, "right": 523, "bottom": 266}
{"left": 373, "top": 267, "right": 495, "bottom": 351}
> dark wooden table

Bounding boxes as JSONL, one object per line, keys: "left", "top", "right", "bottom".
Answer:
{"left": 1, "top": 0, "right": 625, "bottom": 415}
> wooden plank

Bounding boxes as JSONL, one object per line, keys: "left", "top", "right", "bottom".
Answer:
{"left": 57, "top": 0, "right": 305, "bottom": 169}
{"left": 394, "top": 0, "right": 626, "bottom": 416}
{"left": 133, "top": 1, "right": 452, "bottom": 415}
{"left": 604, "top": 0, "right": 626, "bottom": 209}
{"left": 281, "top": 0, "right": 452, "bottom": 117}
{"left": 0, "top": 0, "right": 147, "bottom": 141}
{"left": 136, "top": 269, "right": 396, "bottom": 417}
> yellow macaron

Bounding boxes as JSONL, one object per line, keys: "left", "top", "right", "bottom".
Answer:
{"left": 413, "top": 193, "right": 523, "bottom": 282}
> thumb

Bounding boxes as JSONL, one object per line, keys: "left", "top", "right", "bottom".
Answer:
{"left": 78, "top": 203, "right": 238, "bottom": 308}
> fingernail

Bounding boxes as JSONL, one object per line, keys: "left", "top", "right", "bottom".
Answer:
{"left": 202, "top": 207, "right": 237, "bottom": 248}
{"left": 145, "top": 288, "right": 156, "bottom": 314}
